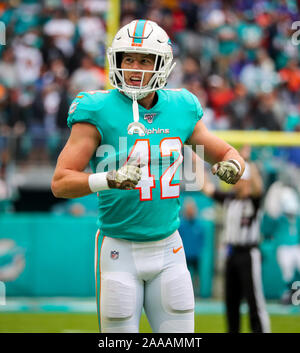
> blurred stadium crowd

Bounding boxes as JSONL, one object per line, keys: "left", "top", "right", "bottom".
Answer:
{"left": 0, "top": 0, "right": 300, "bottom": 165}
{"left": 0, "top": 0, "right": 299, "bottom": 195}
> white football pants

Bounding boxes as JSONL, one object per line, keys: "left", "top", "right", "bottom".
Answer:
{"left": 95, "top": 230, "right": 195, "bottom": 333}
{"left": 277, "top": 245, "right": 300, "bottom": 283}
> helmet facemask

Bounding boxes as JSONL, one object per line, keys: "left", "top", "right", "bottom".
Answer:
{"left": 108, "top": 48, "right": 175, "bottom": 100}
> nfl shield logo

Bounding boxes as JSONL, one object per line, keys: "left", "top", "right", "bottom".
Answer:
{"left": 110, "top": 250, "right": 119, "bottom": 260}
{"left": 144, "top": 113, "right": 157, "bottom": 124}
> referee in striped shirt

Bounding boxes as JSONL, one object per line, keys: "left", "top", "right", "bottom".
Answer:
{"left": 202, "top": 146, "right": 270, "bottom": 333}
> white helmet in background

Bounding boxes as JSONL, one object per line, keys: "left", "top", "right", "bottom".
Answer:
{"left": 107, "top": 19, "right": 175, "bottom": 100}
{"left": 280, "top": 187, "right": 299, "bottom": 216}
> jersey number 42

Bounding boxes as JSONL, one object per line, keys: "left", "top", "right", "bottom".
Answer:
{"left": 126, "top": 137, "right": 183, "bottom": 201}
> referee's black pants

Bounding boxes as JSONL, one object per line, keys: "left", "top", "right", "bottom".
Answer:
{"left": 225, "top": 245, "right": 270, "bottom": 333}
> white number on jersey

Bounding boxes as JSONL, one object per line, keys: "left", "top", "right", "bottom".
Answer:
{"left": 126, "top": 138, "right": 183, "bottom": 201}
{"left": 126, "top": 139, "right": 155, "bottom": 201}
{"left": 160, "top": 138, "right": 183, "bottom": 199}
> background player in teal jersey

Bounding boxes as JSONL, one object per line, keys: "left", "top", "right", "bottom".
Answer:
{"left": 262, "top": 185, "right": 300, "bottom": 304}
{"left": 51, "top": 20, "right": 245, "bottom": 333}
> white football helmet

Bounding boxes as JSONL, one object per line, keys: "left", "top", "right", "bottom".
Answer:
{"left": 107, "top": 19, "right": 175, "bottom": 100}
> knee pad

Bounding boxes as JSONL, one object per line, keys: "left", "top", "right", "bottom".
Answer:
{"left": 162, "top": 268, "right": 194, "bottom": 314}
{"left": 101, "top": 272, "right": 136, "bottom": 320}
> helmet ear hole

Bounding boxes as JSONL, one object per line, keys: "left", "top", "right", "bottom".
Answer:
{"left": 116, "top": 52, "right": 123, "bottom": 69}
{"left": 115, "top": 52, "right": 123, "bottom": 85}
{"left": 155, "top": 55, "right": 162, "bottom": 71}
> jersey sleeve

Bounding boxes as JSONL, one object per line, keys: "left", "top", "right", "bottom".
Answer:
{"left": 181, "top": 89, "right": 204, "bottom": 139}
{"left": 67, "top": 92, "right": 104, "bottom": 139}
{"left": 190, "top": 91, "right": 204, "bottom": 122}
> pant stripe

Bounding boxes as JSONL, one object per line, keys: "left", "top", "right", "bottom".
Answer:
{"left": 95, "top": 230, "right": 105, "bottom": 332}
{"left": 250, "top": 248, "right": 271, "bottom": 333}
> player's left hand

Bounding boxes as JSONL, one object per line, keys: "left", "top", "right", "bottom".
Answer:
{"left": 211, "top": 160, "right": 241, "bottom": 184}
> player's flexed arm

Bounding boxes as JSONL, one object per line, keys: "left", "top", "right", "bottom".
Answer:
{"left": 188, "top": 120, "right": 245, "bottom": 184}
{"left": 51, "top": 123, "right": 141, "bottom": 199}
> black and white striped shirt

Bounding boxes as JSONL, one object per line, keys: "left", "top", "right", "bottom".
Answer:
{"left": 213, "top": 191, "right": 261, "bottom": 246}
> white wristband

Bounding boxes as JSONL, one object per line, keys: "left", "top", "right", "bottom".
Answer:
{"left": 240, "top": 162, "right": 250, "bottom": 180}
{"left": 88, "top": 172, "right": 109, "bottom": 192}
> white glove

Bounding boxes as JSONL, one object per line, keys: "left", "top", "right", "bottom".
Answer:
{"left": 211, "top": 159, "right": 241, "bottom": 184}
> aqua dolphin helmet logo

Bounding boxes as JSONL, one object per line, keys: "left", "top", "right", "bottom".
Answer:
{"left": 0, "top": 239, "right": 25, "bottom": 282}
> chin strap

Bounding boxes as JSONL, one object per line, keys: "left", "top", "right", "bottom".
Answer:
{"left": 127, "top": 96, "right": 146, "bottom": 136}
{"left": 132, "top": 98, "right": 139, "bottom": 123}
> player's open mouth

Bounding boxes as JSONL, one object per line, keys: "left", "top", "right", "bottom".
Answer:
{"left": 129, "top": 77, "right": 142, "bottom": 86}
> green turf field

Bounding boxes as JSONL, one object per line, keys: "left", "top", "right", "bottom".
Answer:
{"left": 0, "top": 313, "right": 299, "bottom": 333}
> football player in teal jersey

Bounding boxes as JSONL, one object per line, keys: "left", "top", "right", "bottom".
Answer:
{"left": 51, "top": 20, "right": 245, "bottom": 333}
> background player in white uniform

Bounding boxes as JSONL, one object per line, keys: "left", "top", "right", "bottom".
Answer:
{"left": 262, "top": 185, "right": 300, "bottom": 304}
{"left": 51, "top": 20, "right": 245, "bottom": 333}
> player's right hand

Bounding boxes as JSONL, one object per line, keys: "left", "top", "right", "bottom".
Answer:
{"left": 106, "top": 164, "right": 142, "bottom": 190}
{"left": 211, "top": 159, "right": 241, "bottom": 184}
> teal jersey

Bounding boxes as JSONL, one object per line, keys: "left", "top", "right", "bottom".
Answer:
{"left": 261, "top": 213, "right": 300, "bottom": 246}
{"left": 67, "top": 88, "right": 203, "bottom": 241}
{"left": 274, "top": 215, "right": 300, "bottom": 246}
